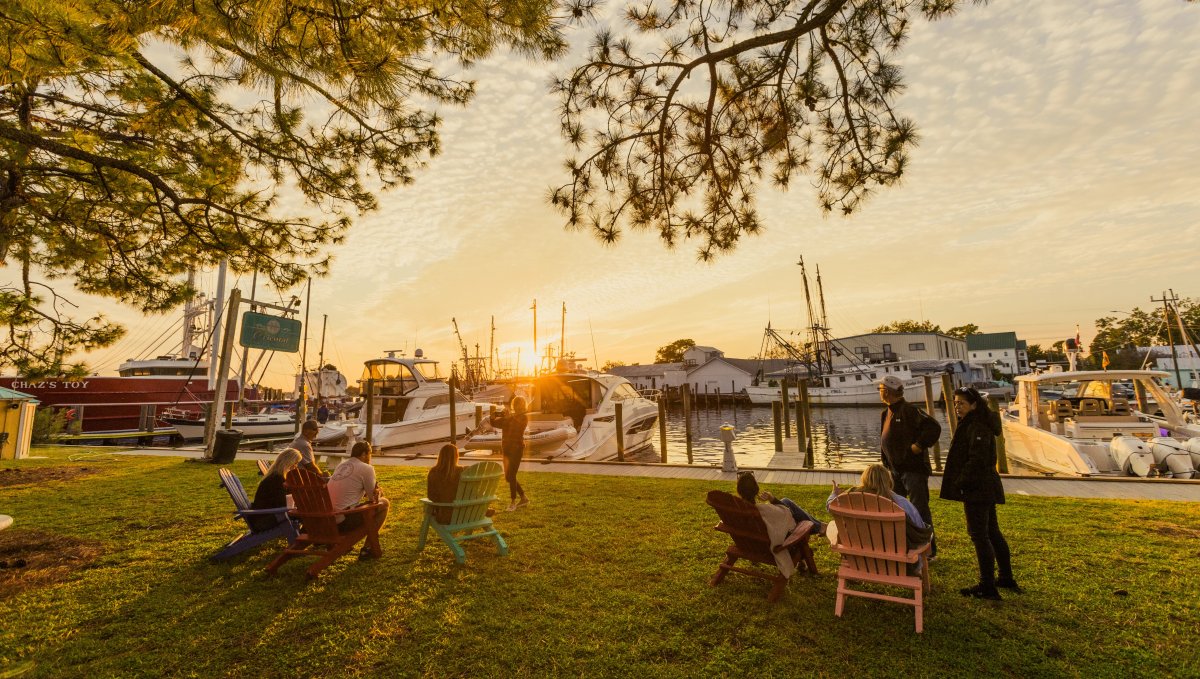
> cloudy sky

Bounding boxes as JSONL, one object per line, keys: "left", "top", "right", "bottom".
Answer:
{"left": 81, "top": 0, "right": 1200, "bottom": 389}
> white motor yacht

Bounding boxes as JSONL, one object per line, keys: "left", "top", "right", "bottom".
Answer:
{"left": 1003, "top": 369, "right": 1200, "bottom": 478}
{"left": 466, "top": 369, "right": 659, "bottom": 461}
{"left": 317, "top": 350, "right": 487, "bottom": 452}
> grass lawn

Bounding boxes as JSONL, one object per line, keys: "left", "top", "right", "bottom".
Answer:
{"left": 2, "top": 447, "right": 1199, "bottom": 678}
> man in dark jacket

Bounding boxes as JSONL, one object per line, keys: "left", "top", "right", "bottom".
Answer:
{"left": 878, "top": 375, "right": 942, "bottom": 557}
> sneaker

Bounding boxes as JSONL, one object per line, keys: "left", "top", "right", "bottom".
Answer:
{"left": 927, "top": 554, "right": 939, "bottom": 564}
{"left": 995, "top": 577, "right": 1023, "bottom": 592}
{"left": 357, "top": 547, "right": 377, "bottom": 561}
{"left": 505, "top": 502, "right": 518, "bottom": 512}
{"left": 516, "top": 497, "right": 530, "bottom": 508}
{"left": 485, "top": 508, "right": 497, "bottom": 518}
{"left": 960, "top": 584, "right": 1002, "bottom": 600}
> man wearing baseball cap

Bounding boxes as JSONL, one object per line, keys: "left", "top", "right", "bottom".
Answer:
{"left": 878, "top": 374, "right": 942, "bottom": 558}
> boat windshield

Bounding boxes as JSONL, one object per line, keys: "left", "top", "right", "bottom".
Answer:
{"left": 361, "top": 361, "right": 420, "bottom": 395}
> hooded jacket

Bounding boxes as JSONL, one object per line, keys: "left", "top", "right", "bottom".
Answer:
{"left": 879, "top": 399, "right": 942, "bottom": 475}
{"left": 940, "top": 407, "right": 1006, "bottom": 504}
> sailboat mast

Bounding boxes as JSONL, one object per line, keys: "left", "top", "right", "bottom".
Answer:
{"left": 798, "top": 257, "right": 819, "bottom": 375}
{"left": 489, "top": 316, "right": 495, "bottom": 379}
{"left": 316, "top": 313, "right": 327, "bottom": 406}
{"left": 816, "top": 264, "right": 829, "bottom": 371}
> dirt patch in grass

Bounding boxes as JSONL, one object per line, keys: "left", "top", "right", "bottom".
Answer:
{"left": 0, "top": 466, "right": 98, "bottom": 488}
{"left": 0, "top": 530, "right": 105, "bottom": 599}
{"left": 1145, "top": 522, "right": 1200, "bottom": 539}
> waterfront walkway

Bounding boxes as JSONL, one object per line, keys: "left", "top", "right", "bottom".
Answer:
{"left": 116, "top": 447, "right": 1200, "bottom": 502}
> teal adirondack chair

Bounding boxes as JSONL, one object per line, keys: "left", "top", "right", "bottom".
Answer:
{"left": 418, "top": 461, "right": 508, "bottom": 564}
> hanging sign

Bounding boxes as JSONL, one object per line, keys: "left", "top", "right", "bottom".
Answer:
{"left": 239, "top": 312, "right": 301, "bottom": 352}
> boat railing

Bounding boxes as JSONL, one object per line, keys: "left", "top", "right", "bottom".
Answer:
{"left": 637, "top": 388, "right": 663, "bottom": 403}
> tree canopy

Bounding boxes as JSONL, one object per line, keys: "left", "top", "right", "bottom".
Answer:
{"left": 1090, "top": 300, "right": 1200, "bottom": 369}
{"left": 1, "top": 0, "right": 570, "bottom": 377}
{"left": 655, "top": 338, "right": 695, "bottom": 363}
{"left": 868, "top": 319, "right": 940, "bottom": 334}
{"left": 552, "top": 0, "right": 987, "bottom": 259}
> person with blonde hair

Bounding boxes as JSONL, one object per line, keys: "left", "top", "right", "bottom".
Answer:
{"left": 828, "top": 463, "right": 931, "bottom": 544}
{"left": 490, "top": 396, "right": 530, "bottom": 511}
{"left": 248, "top": 448, "right": 302, "bottom": 531}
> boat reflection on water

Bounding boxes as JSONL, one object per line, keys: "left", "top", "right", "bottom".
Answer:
{"left": 629, "top": 404, "right": 953, "bottom": 469}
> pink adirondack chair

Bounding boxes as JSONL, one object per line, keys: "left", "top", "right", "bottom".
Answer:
{"left": 828, "top": 492, "right": 932, "bottom": 633}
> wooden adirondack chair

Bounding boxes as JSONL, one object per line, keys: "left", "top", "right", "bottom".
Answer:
{"left": 828, "top": 492, "right": 932, "bottom": 633}
{"left": 418, "top": 461, "right": 508, "bottom": 564}
{"left": 705, "top": 490, "right": 817, "bottom": 603}
{"left": 212, "top": 468, "right": 298, "bottom": 562}
{"left": 265, "top": 468, "right": 382, "bottom": 579}
{"left": 257, "top": 459, "right": 271, "bottom": 476}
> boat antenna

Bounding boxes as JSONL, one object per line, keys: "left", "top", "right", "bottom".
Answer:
{"left": 589, "top": 318, "right": 600, "bottom": 372}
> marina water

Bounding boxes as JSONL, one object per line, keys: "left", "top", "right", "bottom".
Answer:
{"left": 624, "top": 403, "right": 955, "bottom": 469}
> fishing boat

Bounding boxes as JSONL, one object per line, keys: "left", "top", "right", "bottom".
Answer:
{"left": 1002, "top": 369, "right": 1200, "bottom": 477}
{"left": 466, "top": 366, "right": 659, "bottom": 461}
{"left": 316, "top": 350, "right": 487, "bottom": 451}
{"left": 744, "top": 361, "right": 928, "bottom": 406}
{"left": 0, "top": 285, "right": 243, "bottom": 441}
{"left": 160, "top": 405, "right": 296, "bottom": 440}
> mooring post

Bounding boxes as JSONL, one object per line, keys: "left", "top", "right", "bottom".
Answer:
{"left": 475, "top": 404, "right": 483, "bottom": 430}
{"left": 448, "top": 373, "right": 457, "bottom": 443}
{"left": 988, "top": 396, "right": 1009, "bottom": 474}
{"left": 924, "top": 375, "right": 943, "bottom": 472}
{"left": 800, "top": 380, "right": 814, "bottom": 467}
{"left": 364, "top": 378, "right": 375, "bottom": 445}
{"left": 941, "top": 373, "right": 958, "bottom": 436}
{"left": 781, "top": 378, "right": 791, "bottom": 439}
{"left": 615, "top": 402, "right": 625, "bottom": 462}
{"left": 683, "top": 384, "right": 694, "bottom": 464}
{"left": 772, "top": 401, "right": 783, "bottom": 452}
{"left": 658, "top": 397, "right": 668, "bottom": 463}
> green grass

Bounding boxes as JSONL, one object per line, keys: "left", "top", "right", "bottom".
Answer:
{"left": 2, "top": 447, "right": 1199, "bottom": 678}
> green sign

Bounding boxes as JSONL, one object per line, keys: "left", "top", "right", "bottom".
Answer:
{"left": 239, "top": 311, "right": 302, "bottom": 352}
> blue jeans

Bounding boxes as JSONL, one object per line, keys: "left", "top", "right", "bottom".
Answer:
{"left": 778, "top": 498, "right": 824, "bottom": 532}
{"left": 891, "top": 471, "right": 937, "bottom": 557}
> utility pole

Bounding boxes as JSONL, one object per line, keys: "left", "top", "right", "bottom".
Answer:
{"left": 1153, "top": 290, "right": 1185, "bottom": 390}
{"left": 238, "top": 270, "right": 257, "bottom": 405}
{"left": 531, "top": 299, "right": 538, "bottom": 376}
{"left": 204, "top": 288, "right": 241, "bottom": 458}
{"left": 298, "top": 278, "right": 311, "bottom": 423}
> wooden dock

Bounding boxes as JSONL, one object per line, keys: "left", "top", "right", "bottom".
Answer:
{"left": 117, "top": 447, "right": 1200, "bottom": 502}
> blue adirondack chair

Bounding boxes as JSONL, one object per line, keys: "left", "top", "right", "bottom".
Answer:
{"left": 418, "top": 461, "right": 509, "bottom": 564}
{"left": 212, "top": 467, "right": 298, "bottom": 562}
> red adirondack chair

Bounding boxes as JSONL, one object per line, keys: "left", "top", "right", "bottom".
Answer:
{"left": 828, "top": 492, "right": 931, "bottom": 633}
{"left": 705, "top": 490, "right": 817, "bottom": 602}
{"left": 265, "top": 468, "right": 382, "bottom": 579}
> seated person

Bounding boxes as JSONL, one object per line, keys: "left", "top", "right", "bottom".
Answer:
{"left": 426, "top": 444, "right": 464, "bottom": 524}
{"left": 736, "top": 470, "right": 826, "bottom": 536}
{"left": 249, "top": 448, "right": 301, "bottom": 532}
{"left": 828, "top": 463, "right": 933, "bottom": 548}
{"left": 326, "top": 441, "right": 390, "bottom": 558}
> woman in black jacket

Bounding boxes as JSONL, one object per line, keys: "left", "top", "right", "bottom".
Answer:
{"left": 940, "top": 387, "right": 1019, "bottom": 600}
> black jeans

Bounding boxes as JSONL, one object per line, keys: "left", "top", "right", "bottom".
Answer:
{"left": 963, "top": 501, "right": 1012, "bottom": 587}
{"left": 503, "top": 451, "right": 525, "bottom": 500}
{"left": 892, "top": 470, "right": 937, "bottom": 557}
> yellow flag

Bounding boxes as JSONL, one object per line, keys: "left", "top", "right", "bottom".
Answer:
{"left": 1102, "top": 351, "right": 1111, "bottom": 370}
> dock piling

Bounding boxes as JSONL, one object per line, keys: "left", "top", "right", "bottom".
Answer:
{"left": 941, "top": 373, "right": 958, "bottom": 436}
{"left": 658, "top": 397, "right": 668, "bottom": 463}
{"left": 683, "top": 384, "right": 694, "bottom": 464}
{"left": 781, "top": 379, "right": 791, "bottom": 439}
{"left": 615, "top": 402, "right": 625, "bottom": 461}
{"left": 924, "top": 375, "right": 943, "bottom": 472}
{"left": 772, "top": 401, "right": 783, "bottom": 452}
